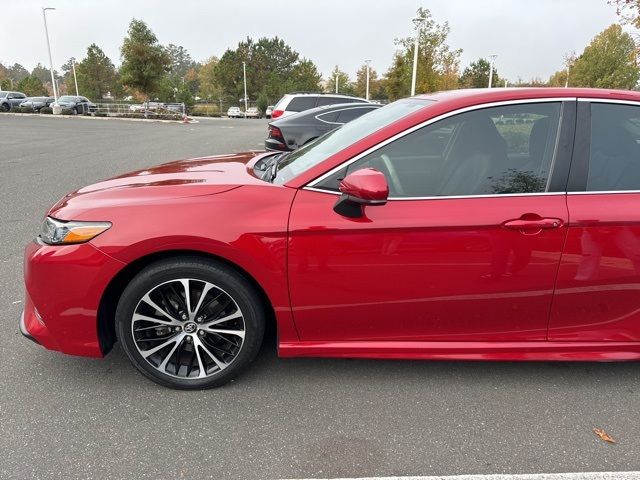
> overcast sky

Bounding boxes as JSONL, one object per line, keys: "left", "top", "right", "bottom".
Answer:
{"left": 0, "top": 0, "right": 621, "bottom": 82}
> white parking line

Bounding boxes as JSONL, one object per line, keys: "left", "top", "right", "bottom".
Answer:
{"left": 288, "top": 473, "right": 640, "bottom": 480}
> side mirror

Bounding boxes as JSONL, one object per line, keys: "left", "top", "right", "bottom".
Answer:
{"left": 333, "top": 168, "right": 389, "bottom": 218}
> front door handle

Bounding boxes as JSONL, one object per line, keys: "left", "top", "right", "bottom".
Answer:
{"left": 502, "top": 216, "right": 563, "bottom": 234}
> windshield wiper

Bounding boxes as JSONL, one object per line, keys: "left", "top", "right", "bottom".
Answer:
{"left": 269, "top": 152, "right": 290, "bottom": 182}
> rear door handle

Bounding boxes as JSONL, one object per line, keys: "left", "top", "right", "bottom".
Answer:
{"left": 502, "top": 217, "right": 563, "bottom": 233}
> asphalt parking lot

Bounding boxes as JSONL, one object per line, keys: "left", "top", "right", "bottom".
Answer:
{"left": 1, "top": 114, "right": 640, "bottom": 480}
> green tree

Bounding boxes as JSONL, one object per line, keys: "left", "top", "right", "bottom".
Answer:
{"left": 459, "top": 58, "right": 502, "bottom": 88}
{"left": 16, "top": 75, "right": 47, "bottom": 96}
{"left": 354, "top": 63, "right": 383, "bottom": 99}
{"left": 119, "top": 19, "right": 171, "bottom": 100}
{"left": 215, "top": 36, "right": 322, "bottom": 104}
{"left": 288, "top": 58, "right": 322, "bottom": 92}
{"left": 197, "top": 57, "right": 220, "bottom": 100}
{"left": 256, "top": 92, "right": 269, "bottom": 114}
{"left": 31, "top": 63, "right": 51, "bottom": 84}
{"left": 570, "top": 24, "right": 639, "bottom": 89}
{"left": 385, "top": 7, "right": 462, "bottom": 100}
{"left": 7, "top": 63, "right": 29, "bottom": 82}
{"left": 326, "top": 66, "right": 355, "bottom": 95}
{"left": 74, "top": 44, "right": 117, "bottom": 99}
{"left": 166, "top": 44, "right": 195, "bottom": 79}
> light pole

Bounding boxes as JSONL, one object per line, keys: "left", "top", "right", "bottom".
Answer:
{"left": 365, "top": 59, "right": 371, "bottom": 100}
{"left": 565, "top": 65, "right": 571, "bottom": 88}
{"left": 488, "top": 54, "right": 497, "bottom": 89}
{"left": 242, "top": 61, "right": 248, "bottom": 114}
{"left": 410, "top": 18, "right": 421, "bottom": 96}
{"left": 71, "top": 57, "right": 79, "bottom": 96}
{"left": 335, "top": 71, "right": 339, "bottom": 94}
{"left": 42, "top": 7, "right": 58, "bottom": 102}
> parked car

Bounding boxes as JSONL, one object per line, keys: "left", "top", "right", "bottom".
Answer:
{"left": 19, "top": 96, "right": 55, "bottom": 112}
{"left": 0, "top": 91, "right": 27, "bottom": 111}
{"left": 245, "top": 107, "right": 260, "bottom": 119}
{"left": 24, "top": 87, "right": 640, "bottom": 390}
{"left": 265, "top": 105, "right": 275, "bottom": 119}
{"left": 54, "top": 95, "right": 96, "bottom": 114}
{"left": 227, "top": 106, "right": 243, "bottom": 118}
{"left": 266, "top": 102, "right": 381, "bottom": 151}
{"left": 271, "top": 92, "right": 368, "bottom": 119}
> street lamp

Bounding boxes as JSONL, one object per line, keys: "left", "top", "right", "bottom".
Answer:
{"left": 365, "top": 59, "right": 371, "bottom": 100}
{"left": 71, "top": 57, "right": 79, "bottom": 96}
{"left": 410, "top": 17, "right": 421, "bottom": 96}
{"left": 488, "top": 54, "right": 497, "bottom": 89}
{"left": 334, "top": 71, "right": 339, "bottom": 94}
{"left": 42, "top": 7, "right": 58, "bottom": 102}
{"left": 242, "top": 61, "right": 248, "bottom": 114}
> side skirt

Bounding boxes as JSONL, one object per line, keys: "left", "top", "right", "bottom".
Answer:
{"left": 278, "top": 340, "right": 640, "bottom": 361}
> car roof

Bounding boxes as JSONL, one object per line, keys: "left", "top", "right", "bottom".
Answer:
{"left": 416, "top": 87, "right": 640, "bottom": 104}
{"left": 271, "top": 103, "right": 380, "bottom": 126}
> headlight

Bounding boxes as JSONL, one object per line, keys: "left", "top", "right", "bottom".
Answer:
{"left": 40, "top": 217, "right": 111, "bottom": 245}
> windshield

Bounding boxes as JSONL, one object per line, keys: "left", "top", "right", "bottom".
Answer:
{"left": 0, "top": 92, "right": 7, "bottom": 98}
{"left": 58, "top": 96, "right": 77, "bottom": 102}
{"left": 272, "top": 98, "right": 433, "bottom": 184}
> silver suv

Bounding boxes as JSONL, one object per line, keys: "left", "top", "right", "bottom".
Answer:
{"left": 0, "top": 91, "right": 27, "bottom": 111}
{"left": 271, "top": 92, "right": 368, "bottom": 119}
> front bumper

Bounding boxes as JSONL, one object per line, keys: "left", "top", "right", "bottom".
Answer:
{"left": 19, "top": 310, "right": 39, "bottom": 345}
{"left": 22, "top": 239, "right": 126, "bottom": 357}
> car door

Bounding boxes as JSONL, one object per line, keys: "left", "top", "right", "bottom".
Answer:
{"left": 288, "top": 100, "right": 575, "bottom": 342}
{"left": 549, "top": 100, "right": 640, "bottom": 341}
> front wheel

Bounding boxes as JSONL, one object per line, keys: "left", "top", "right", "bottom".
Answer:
{"left": 116, "top": 257, "right": 265, "bottom": 389}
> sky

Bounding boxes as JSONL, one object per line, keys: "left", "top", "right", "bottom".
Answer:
{"left": 0, "top": 0, "right": 622, "bottom": 82}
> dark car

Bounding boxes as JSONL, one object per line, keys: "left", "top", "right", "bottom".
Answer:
{"left": 55, "top": 95, "right": 96, "bottom": 114}
{"left": 0, "top": 91, "right": 27, "bottom": 111}
{"left": 19, "top": 96, "right": 55, "bottom": 112}
{"left": 265, "top": 103, "right": 381, "bottom": 151}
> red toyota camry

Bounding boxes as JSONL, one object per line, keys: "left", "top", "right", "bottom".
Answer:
{"left": 22, "top": 88, "right": 640, "bottom": 389}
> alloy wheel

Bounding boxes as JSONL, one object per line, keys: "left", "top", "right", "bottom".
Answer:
{"left": 131, "top": 278, "right": 246, "bottom": 380}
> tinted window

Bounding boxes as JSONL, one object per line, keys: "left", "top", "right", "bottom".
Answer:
{"left": 336, "top": 107, "right": 372, "bottom": 124}
{"left": 316, "top": 97, "right": 340, "bottom": 107}
{"left": 287, "top": 97, "right": 317, "bottom": 112}
{"left": 587, "top": 103, "right": 640, "bottom": 191}
{"left": 332, "top": 102, "right": 561, "bottom": 197}
{"left": 316, "top": 111, "right": 339, "bottom": 123}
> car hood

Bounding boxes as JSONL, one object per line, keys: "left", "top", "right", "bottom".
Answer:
{"left": 49, "top": 151, "right": 274, "bottom": 219}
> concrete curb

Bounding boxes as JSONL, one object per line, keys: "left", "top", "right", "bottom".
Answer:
{"left": 0, "top": 112, "right": 197, "bottom": 124}
{"left": 288, "top": 473, "right": 640, "bottom": 480}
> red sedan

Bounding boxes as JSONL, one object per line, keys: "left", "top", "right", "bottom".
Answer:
{"left": 22, "top": 88, "right": 640, "bottom": 389}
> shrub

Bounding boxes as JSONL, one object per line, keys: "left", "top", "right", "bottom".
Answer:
{"left": 61, "top": 108, "right": 75, "bottom": 115}
{"left": 40, "top": 107, "right": 53, "bottom": 114}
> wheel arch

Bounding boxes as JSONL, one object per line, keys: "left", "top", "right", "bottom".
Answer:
{"left": 97, "top": 249, "right": 277, "bottom": 355}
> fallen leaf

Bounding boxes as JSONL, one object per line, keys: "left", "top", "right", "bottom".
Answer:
{"left": 593, "top": 428, "right": 616, "bottom": 444}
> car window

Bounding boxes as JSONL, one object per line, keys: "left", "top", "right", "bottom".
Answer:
{"left": 316, "top": 97, "right": 341, "bottom": 107}
{"left": 316, "top": 111, "right": 340, "bottom": 123}
{"left": 287, "top": 97, "right": 317, "bottom": 112}
{"left": 273, "top": 98, "right": 432, "bottom": 184}
{"left": 336, "top": 107, "right": 371, "bottom": 124}
{"left": 587, "top": 103, "right": 640, "bottom": 191}
{"left": 323, "top": 102, "right": 561, "bottom": 197}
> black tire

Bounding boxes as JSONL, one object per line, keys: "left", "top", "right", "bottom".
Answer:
{"left": 72, "top": 107, "right": 79, "bottom": 115}
{"left": 116, "top": 256, "right": 265, "bottom": 389}
{"left": 1, "top": 103, "right": 9, "bottom": 112}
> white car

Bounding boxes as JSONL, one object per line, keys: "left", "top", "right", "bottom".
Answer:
{"left": 265, "top": 105, "right": 274, "bottom": 118}
{"left": 245, "top": 107, "right": 260, "bottom": 119}
{"left": 227, "top": 106, "right": 243, "bottom": 118}
{"left": 270, "top": 93, "right": 368, "bottom": 119}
